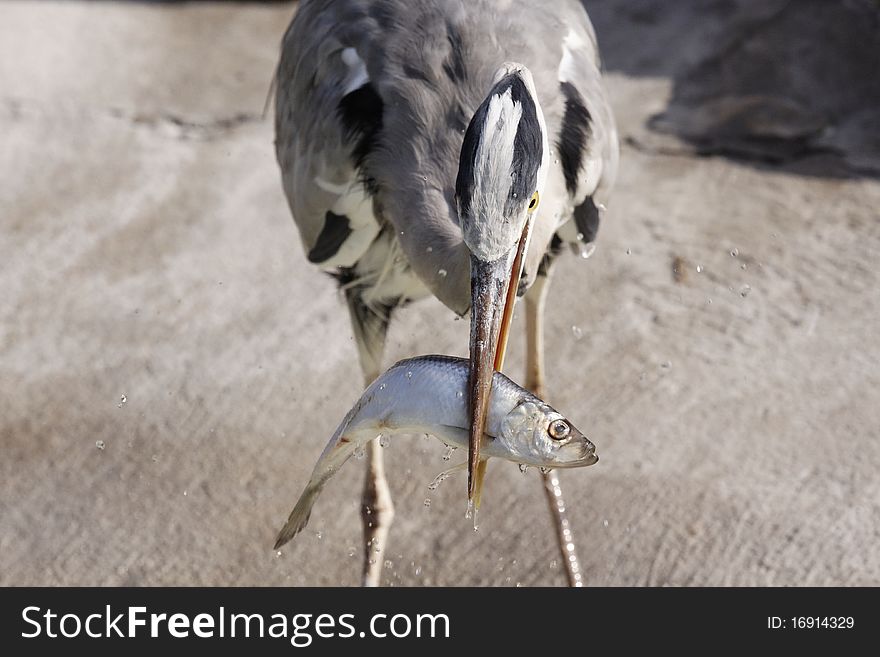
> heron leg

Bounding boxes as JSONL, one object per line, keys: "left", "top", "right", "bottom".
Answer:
{"left": 343, "top": 286, "right": 395, "bottom": 587}
{"left": 361, "top": 427, "right": 394, "bottom": 587}
{"left": 524, "top": 268, "right": 585, "bottom": 587}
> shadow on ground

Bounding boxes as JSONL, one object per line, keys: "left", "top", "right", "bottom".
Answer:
{"left": 589, "top": 0, "right": 880, "bottom": 179}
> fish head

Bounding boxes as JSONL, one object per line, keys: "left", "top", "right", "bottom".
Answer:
{"left": 498, "top": 399, "right": 597, "bottom": 468}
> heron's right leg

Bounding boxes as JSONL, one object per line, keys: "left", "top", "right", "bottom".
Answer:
{"left": 343, "top": 287, "right": 395, "bottom": 587}
{"left": 524, "top": 264, "right": 584, "bottom": 588}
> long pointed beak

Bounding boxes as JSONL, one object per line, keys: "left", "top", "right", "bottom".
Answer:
{"left": 467, "top": 221, "right": 532, "bottom": 504}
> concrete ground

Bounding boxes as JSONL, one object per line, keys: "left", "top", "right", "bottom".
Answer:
{"left": 2, "top": 1, "right": 878, "bottom": 586}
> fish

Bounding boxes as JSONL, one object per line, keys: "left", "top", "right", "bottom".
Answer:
{"left": 273, "top": 355, "right": 597, "bottom": 549}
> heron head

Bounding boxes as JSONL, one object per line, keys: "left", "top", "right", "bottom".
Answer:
{"left": 454, "top": 63, "right": 549, "bottom": 502}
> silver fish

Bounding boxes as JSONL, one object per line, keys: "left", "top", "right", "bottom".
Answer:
{"left": 274, "top": 355, "right": 597, "bottom": 548}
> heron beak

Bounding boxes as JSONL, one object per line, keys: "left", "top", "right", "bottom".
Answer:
{"left": 467, "top": 221, "right": 532, "bottom": 506}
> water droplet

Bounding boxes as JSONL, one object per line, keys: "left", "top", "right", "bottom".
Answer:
{"left": 378, "top": 383, "right": 386, "bottom": 390}
{"left": 661, "top": 360, "right": 672, "bottom": 369}
{"left": 95, "top": 440, "right": 105, "bottom": 450}
{"left": 442, "top": 445, "right": 456, "bottom": 461}
{"left": 438, "top": 269, "right": 447, "bottom": 278}
{"left": 151, "top": 454, "right": 158, "bottom": 462}
{"left": 707, "top": 298, "right": 713, "bottom": 305}
{"left": 519, "top": 463, "right": 530, "bottom": 474}
{"left": 414, "top": 565, "right": 422, "bottom": 576}
{"left": 741, "top": 263, "right": 748, "bottom": 270}
{"left": 384, "top": 560, "right": 394, "bottom": 569}
{"left": 625, "top": 248, "right": 632, "bottom": 255}
{"left": 540, "top": 466, "right": 552, "bottom": 474}
{"left": 550, "top": 559, "right": 558, "bottom": 569}
{"left": 379, "top": 434, "right": 390, "bottom": 448}
{"left": 183, "top": 490, "right": 188, "bottom": 497}
{"left": 602, "top": 519, "right": 609, "bottom": 528}
{"left": 117, "top": 394, "right": 127, "bottom": 408}
{"left": 428, "top": 468, "right": 455, "bottom": 490}
{"left": 315, "top": 531, "right": 323, "bottom": 539}
{"left": 426, "top": 246, "right": 433, "bottom": 253}
{"left": 576, "top": 232, "right": 585, "bottom": 241}
{"left": 422, "top": 176, "right": 428, "bottom": 182}
{"left": 348, "top": 547, "right": 356, "bottom": 557}
{"left": 696, "top": 265, "right": 703, "bottom": 273}
{"left": 512, "top": 192, "right": 517, "bottom": 198}
{"left": 405, "top": 370, "right": 413, "bottom": 379}
{"left": 740, "top": 285, "right": 751, "bottom": 298}
{"left": 579, "top": 243, "right": 597, "bottom": 259}
{"left": 275, "top": 550, "right": 282, "bottom": 557}
{"left": 423, "top": 498, "right": 431, "bottom": 507}
{"left": 730, "top": 247, "right": 739, "bottom": 257}
{"left": 354, "top": 446, "right": 366, "bottom": 460}
{"left": 571, "top": 325, "right": 583, "bottom": 340}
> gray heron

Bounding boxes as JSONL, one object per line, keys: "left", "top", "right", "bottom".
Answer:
{"left": 274, "top": 0, "right": 618, "bottom": 586}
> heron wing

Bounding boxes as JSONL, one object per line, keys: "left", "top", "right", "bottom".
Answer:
{"left": 274, "top": 6, "right": 384, "bottom": 268}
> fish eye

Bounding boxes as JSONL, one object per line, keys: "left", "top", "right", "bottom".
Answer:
{"left": 548, "top": 419, "right": 570, "bottom": 440}
{"left": 528, "top": 191, "right": 539, "bottom": 212}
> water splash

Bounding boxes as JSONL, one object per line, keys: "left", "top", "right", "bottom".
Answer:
{"left": 427, "top": 471, "right": 451, "bottom": 491}
{"left": 465, "top": 500, "right": 479, "bottom": 531}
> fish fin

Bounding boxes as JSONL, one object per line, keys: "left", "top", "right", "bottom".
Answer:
{"left": 273, "top": 482, "right": 322, "bottom": 550}
{"left": 473, "top": 458, "right": 489, "bottom": 510}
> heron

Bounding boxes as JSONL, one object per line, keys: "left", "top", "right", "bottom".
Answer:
{"left": 274, "top": 0, "right": 618, "bottom": 586}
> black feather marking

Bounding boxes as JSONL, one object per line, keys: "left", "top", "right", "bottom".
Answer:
{"left": 557, "top": 81, "right": 592, "bottom": 195}
{"left": 454, "top": 98, "right": 488, "bottom": 218}
{"left": 337, "top": 83, "right": 384, "bottom": 171}
{"left": 307, "top": 211, "right": 352, "bottom": 263}
{"left": 508, "top": 76, "right": 543, "bottom": 210}
{"left": 573, "top": 197, "right": 601, "bottom": 244}
{"left": 443, "top": 22, "right": 467, "bottom": 82}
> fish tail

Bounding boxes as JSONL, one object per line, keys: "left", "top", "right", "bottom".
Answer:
{"left": 273, "top": 482, "right": 323, "bottom": 550}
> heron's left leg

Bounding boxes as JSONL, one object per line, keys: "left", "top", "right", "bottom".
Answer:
{"left": 343, "top": 287, "right": 395, "bottom": 587}
{"left": 524, "top": 264, "right": 584, "bottom": 587}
